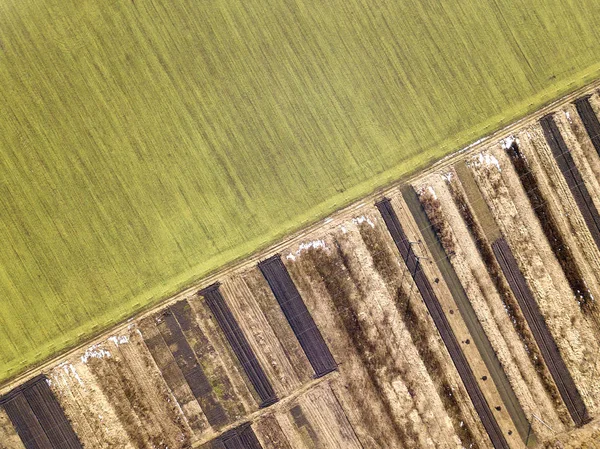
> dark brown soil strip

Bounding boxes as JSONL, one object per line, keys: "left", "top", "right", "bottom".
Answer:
{"left": 506, "top": 141, "right": 593, "bottom": 310}
{"left": 492, "top": 237, "right": 590, "bottom": 427}
{"left": 541, "top": 115, "right": 600, "bottom": 251}
{"left": 170, "top": 300, "right": 245, "bottom": 418}
{"left": 199, "top": 284, "right": 278, "bottom": 408}
{"left": 157, "top": 310, "right": 229, "bottom": 427}
{"left": 258, "top": 256, "right": 337, "bottom": 378}
{"left": 290, "top": 404, "right": 319, "bottom": 447}
{"left": 21, "top": 381, "right": 82, "bottom": 449}
{"left": 2, "top": 391, "right": 53, "bottom": 449}
{"left": 217, "top": 422, "right": 264, "bottom": 449}
{"left": 1, "top": 375, "right": 81, "bottom": 449}
{"left": 376, "top": 198, "right": 510, "bottom": 449}
{"left": 575, "top": 96, "right": 600, "bottom": 156}
{"left": 254, "top": 415, "right": 292, "bottom": 449}
{"left": 404, "top": 185, "right": 533, "bottom": 444}
{"left": 448, "top": 169, "right": 567, "bottom": 420}
{"left": 139, "top": 317, "right": 208, "bottom": 435}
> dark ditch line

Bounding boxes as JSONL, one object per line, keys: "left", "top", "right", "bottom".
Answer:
{"left": 205, "top": 422, "right": 264, "bottom": 449}
{"left": 0, "top": 374, "right": 82, "bottom": 449}
{"left": 540, "top": 114, "right": 600, "bottom": 252}
{"left": 200, "top": 284, "right": 278, "bottom": 408}
{"left": 258, "top": 255, "right": 337, "bottom": 378}
{"left": 376, "top": 198, "right": 510, "bottom": 449}
{"left": 403, "top": 185, "right": 533, "bottom": 445}
{"left": 575, "top": 96, "right": 600, "bottom": 156}
{"left": 492, "top": 237, "right": 590, "bottom": 427}
{"left": 506, "top": 141, "right": 593, "bottom": 310}
{"left": 157, "top": 307, "right": 230, "bottom": 427}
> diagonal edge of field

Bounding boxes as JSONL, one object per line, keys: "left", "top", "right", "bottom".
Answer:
{"left": 3, "top": 74, "right": 600, "bottom": 394}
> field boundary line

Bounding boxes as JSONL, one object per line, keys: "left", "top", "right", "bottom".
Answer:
{"left": 2, "top": 76, "right": 600, "bottom": 394}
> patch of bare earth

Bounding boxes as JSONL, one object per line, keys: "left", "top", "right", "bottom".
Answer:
{"left": 415, "top": 172, "right": 568, "bottom": 440}
{"left": 0, "top": 407, "right": 26, "bottom": 449}
{"left": 468, "top": 146, "right": 600, "bottom": 418}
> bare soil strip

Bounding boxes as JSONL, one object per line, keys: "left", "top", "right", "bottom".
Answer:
{"left": 21, "top": 381, "right": 82, "bottom": 449}
{"left": 492, "top": 238, "right": 589, "bottom": 427}
{"left": 417, "top": 173, "right": 569, "bottom": 439}
{"left": 48, "top": 361, "right": 135, "bottom": 448}
{"left": 258, "top": 256, "right": 337, "bottom": 378}
{"left": 199, "top": 284, "right": 277, "bottom": 407}
{"left": 287, "top": 245, "right": 418, "bottom": 448}
{"left": 455, "top": 162, "right": 502, "bottom": 242}
{"left": 242, "top": 271, "right": 313, "bottom": 385}
{"left": 540, "top": 115, "right": 600, "bottom": 250}
{"left": 187, "top": 295, "right": 258, "bottom": 416}
{"left": 505, "top": 141, "right": 593, "bottom": 308}
{"left": 0, "top": 407, "right": 26, "bottom": 449}
{"left": 253, "top": 415, "right": 293, "bottom": 449}
{"left": 575, "top": 96, "right": 600, "bottom": 156}
{"left": 138, "top": 316, "right": 209, "bottom": 436}
{"left": 376, "top": 197, "right": 509, "bottom": 449}
{"left": 2, "top": 393, "right": 52, "bottom": 449}
{"left": 220, "top": 276, "right": 302, "bottom": 398}
{"left": 157, "top": 309, "right": 229, "bottom": 428}
{"left": 404, "top": 185, "right": 533, "bottom": 444}
{"left": 170, "top": 300, "right": 248, "bottom": 423}
{"left": 451, "top": 160, "right": 569, "bottom": 422}
{"left": 0, "top": 375, "right": 81, "bottom": 449}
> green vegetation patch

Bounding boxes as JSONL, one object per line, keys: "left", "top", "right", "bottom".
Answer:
{"left": 1, "top": 0, "right": 600, "bottom": 382}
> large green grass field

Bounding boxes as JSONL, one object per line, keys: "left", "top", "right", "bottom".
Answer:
{"left": 1, "top": 0, "right": 600, "bottom": 382}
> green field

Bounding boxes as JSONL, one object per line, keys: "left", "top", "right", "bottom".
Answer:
{"left": 1, "top": 0, "right": 600, "bottom": 382}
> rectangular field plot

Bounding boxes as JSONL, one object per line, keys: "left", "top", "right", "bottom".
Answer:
{"left": 492, "top": 238, "right": 589, "bottom": 427}
{"left": 199, "top": 284, "right": 278, "bottom": 407}
{"left": 540, "top": 114, "right": 600, "bottom": 251}
{"left": 0, "top": 376, "right": 82, "bottom": 449}
{"left": 258, "top": 255, "right": 337, "bottom": 378}
{"left": 376, "top": 197, "right": 510, "bottom": 449}
{"left": 575, "top": 96, "right": 600, "bottom": 156}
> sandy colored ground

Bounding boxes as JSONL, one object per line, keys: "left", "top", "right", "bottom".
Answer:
{"left": 468, "top": 145, "right": 600, "bottom": 419}
{"left": 543, "top": 418, "right": 600, "bottom": 448}
{"left": 0, "top": 408, "right": 25, "bottom": 449}
{"left": 416, "top": 172, "right": 569, "bottom": 441}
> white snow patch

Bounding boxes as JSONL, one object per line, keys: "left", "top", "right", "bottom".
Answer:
{"left": 287, "top": 239, "right": 327, "bottom": 260}
{"left": 441, "top": 171, "right": 453, "bottom": 183}
{"left": 340, "top": 225, "right": 348, "bottom": 234}
{"left": 81, "top": 344, "right": 111, "bottom": 363}
{"left": 108, "top": 335, "right": 129, "bottom": 346}
{"left": 427, "top": 186, "right": 437, "bottom": 200}
{"left": 473, "top": 152, "right": 502, "bottom": 172}
{"left": 501, "top": 135, "right": 519, "bottom": 150}
{"left": 351, "top": 215, "right": 375, "bottom": 228}
{"left": 462, "top": 138, "right": 485, "bottom": 152}
{"left": 324, "top": 218, "right": 333, "bottom": 224}
{"left": 60, "top": 362, "right": 84, "bottom": 386}
{"left": 46, "top": 378, "right": 52, "bottom": 387}
{"left": 566, "top": 111, "right": 572, "bottom": 122}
